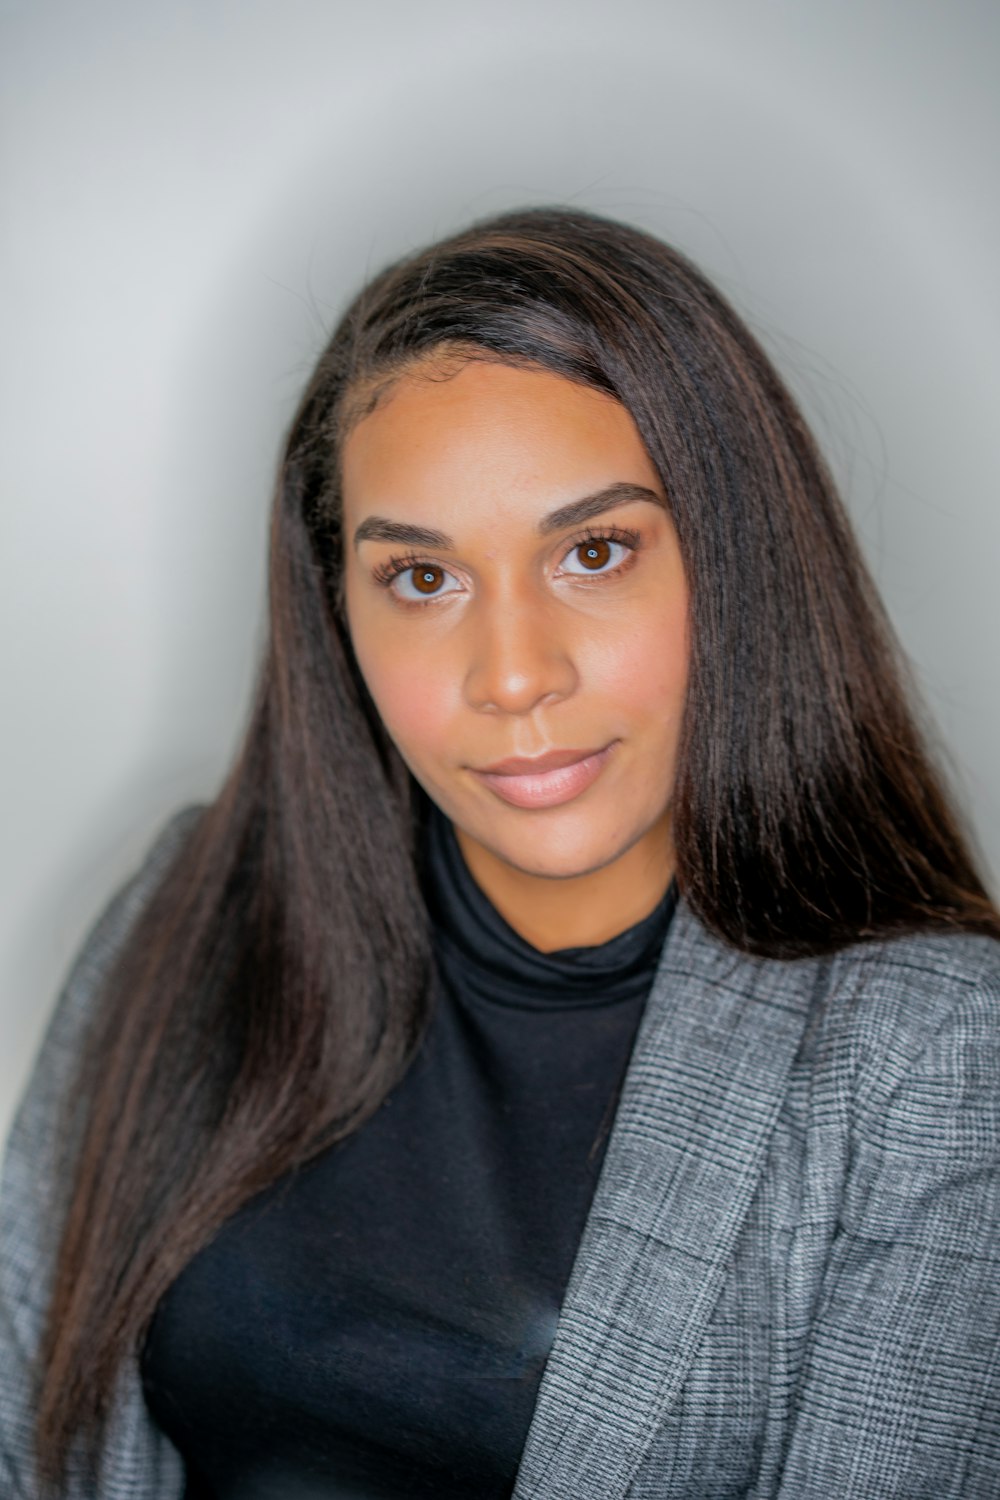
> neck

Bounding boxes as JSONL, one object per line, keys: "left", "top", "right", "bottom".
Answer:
{"left": 453, "top": 816, "right": 675, "bottom": 953}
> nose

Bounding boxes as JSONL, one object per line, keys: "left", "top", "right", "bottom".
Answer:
{"left": 463, "top": 589, "right": 578, "bottom": 715}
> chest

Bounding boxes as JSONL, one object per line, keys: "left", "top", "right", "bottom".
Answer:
{"left": 141, "top": 981, "right": 648, "bottom": 1497}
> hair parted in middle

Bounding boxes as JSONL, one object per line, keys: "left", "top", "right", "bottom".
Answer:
{"left": 35, "top": 206, "right": 999, "bottom": 1487}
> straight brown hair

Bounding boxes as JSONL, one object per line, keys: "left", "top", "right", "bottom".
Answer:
{"left": 35, "top": 206, "right": 999, "bottom": 1485}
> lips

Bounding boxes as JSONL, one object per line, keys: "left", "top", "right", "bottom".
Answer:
{"left": 476, "top": 746, "right": 608, "bottom": 776}
{"left": 469, "top": 742, "right": 616, "bottom": 810}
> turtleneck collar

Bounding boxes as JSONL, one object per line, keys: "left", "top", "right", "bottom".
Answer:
{"left": 418, "top": 797, "right": 676, "bottom": 1011}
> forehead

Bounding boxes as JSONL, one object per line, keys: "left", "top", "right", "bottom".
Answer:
{"left": 339, "top": 360, "right": 662, "bottom": 528}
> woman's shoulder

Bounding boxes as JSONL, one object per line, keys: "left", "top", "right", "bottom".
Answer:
{"left": 5, "top": 805, "right": 206, "bottom": 1165}
{"left": 675, "top": 903, "right": 1000, "bottom": 1145}
{"left": 822, "top": 924, "right": 1000, "bottom": 1054}
{"left": 830, "top": 921, "right": 1000, "bottom": 987}
{"left": 63, "top": 805, "right": 205, "bottom": 998}
{"left": 675, "top": 897, "right": 1000, "bottom": 1055}
{"left": 807, "top": 926, "right": 1000, "bottom": 1162}
{"left": 49, "top": 806, "right": 203, "bottom": 1029}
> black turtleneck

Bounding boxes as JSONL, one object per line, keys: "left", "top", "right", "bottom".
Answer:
{"left": 141, "top": 804, "right": 675, "bottom": 1499}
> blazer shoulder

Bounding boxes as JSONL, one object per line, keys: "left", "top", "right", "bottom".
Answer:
{"left": 825, "top": 925, "right": 1000, "bottom": 1028}
{"left": 816, "top": 926, "right": 1000, "bottom": 1125}
{"left": 6, "top": 804, "right": 206, "bottom": 1163}
{"left": 831, "top": 923, "right": 1000, "bottom": 985}
{"left": 72, "top": 804, "right": 205, "bottom": 988}
{"left": 0, "top": 807, "right": 202, "bottom": 1499}
{"left": 47, "top": 804, "right": 205, "bottom": 1040}
{"left": 668, "top": 899, "right": 1000, "bottom": 1046}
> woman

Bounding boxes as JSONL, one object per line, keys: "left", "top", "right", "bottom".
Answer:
{"left": 2, "top": 207, "right": 999, "bottom": 1499}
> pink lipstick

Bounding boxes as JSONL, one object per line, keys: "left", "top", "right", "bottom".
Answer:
{"left": 470, "top": 743, "right": 616, "bottom": 809}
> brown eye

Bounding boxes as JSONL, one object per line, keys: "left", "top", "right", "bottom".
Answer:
{"left": 383, "top": 560, "right": 462, "bottom": 604}
{"left": 412, "top": 566, "right": 445, "bottom": 595}
{"left": 560, "top": 532, "right": 635, "bottom": 579}
{"left": 576, "top": 539, "right": 612, "bottom": 570}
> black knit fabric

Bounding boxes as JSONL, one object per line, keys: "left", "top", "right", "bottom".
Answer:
{"left": 141, "top": 804, "right": 675, "bottom": 1498}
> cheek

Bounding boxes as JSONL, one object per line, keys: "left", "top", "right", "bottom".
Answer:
{"left": 348, "top": 609, "right": 458, "bottom": 764}
{"left": 586, "top": 597, "right": 689, "bottom": 733}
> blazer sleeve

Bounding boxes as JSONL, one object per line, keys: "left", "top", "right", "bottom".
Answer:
{"left": 0, "top": 809, "right": 200, "bottom": 1500}
{"left": 776, "top": 973, "right": 1000, "bottom": 1499}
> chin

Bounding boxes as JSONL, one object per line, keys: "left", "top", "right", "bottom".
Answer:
{"left": 467, "top": 808, "right": 646, "bottom": 882}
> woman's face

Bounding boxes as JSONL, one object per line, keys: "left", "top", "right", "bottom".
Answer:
{"left": 341, "top": 357, "right": 689, "bottom": 888}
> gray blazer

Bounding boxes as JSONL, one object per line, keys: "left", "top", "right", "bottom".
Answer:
{"left": 2, "top": 807, "right": 999, "bottom": 1498}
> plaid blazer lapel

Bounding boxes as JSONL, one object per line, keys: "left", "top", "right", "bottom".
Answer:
{"left": 512, "top": 901, "right": 820, "bottom": 1500}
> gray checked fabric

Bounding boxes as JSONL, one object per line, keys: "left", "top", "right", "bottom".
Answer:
{"left": 2, "top": 806, "right": 999, "bottom": 1498}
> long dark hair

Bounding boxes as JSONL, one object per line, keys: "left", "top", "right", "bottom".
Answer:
{"left": 35, "top": 206, "right": 999, "bottom": 1484}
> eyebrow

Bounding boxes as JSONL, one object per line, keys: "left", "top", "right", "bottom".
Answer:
{"left": 352, "top": 482, "right": 666, "bottom": 551}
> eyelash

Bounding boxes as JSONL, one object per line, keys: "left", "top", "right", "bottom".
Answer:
{"left": 370, "top": 524, "right": 642, "bottom": 605}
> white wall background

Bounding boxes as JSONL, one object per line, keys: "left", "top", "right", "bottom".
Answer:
{"left": 2, "top": 0, "right": 998, "bottom": 1141}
